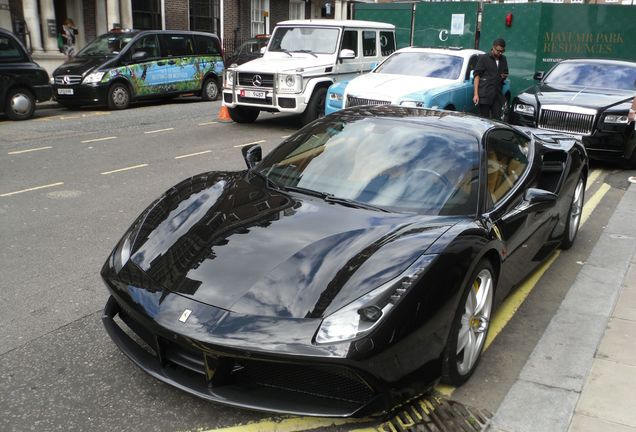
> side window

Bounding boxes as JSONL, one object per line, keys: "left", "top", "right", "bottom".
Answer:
{"left": 0, "top": 35, "right": 25, "bottom": 62}
{"left": 466, "top": 55, "right": 479, "bottom": 81}
{"left": 380, "top": 31, "right": 395, "bottom": 56}
{"left": 194, "top": 35, "right": 221, "bottom": 55}
{"left": 486, "top": 129, "right": 530, "bottom": 206}
{"left": 160, "top": 34, "right": 195, "bottom": 57}
{"left": 362, "top": 31, "right": 376, "bottom": 57}
{"left": 128, "top": 35, "right": 159, "bottom": 60}
{"left": 341, "top": 30, "right": 358, "bottom": 57}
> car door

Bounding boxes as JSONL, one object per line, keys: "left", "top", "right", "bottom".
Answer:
{"left": 125, "top": 34, "right": 164, "bottom": 96}
{"left": 159, "top": 34, "right": 197, "bottom": 92}
{"left": 482, "top": 129, "right": 558, "bottom": 289}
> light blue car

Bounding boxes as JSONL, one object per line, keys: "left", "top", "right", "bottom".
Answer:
{"left": 326, "top": 47, "right": 511, "bottom": 119}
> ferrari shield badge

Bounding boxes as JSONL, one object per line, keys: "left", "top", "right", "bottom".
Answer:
{"left": 179, "top": 309, "right": 192, "bottom": 323}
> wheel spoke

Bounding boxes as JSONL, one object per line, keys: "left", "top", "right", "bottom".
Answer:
{"left": 456, "top": 320, "right": 470, "bottom": 355}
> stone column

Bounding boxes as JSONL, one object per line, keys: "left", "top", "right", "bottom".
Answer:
{"left": 22, "top": 0, "right": 43, "bottom": 52}
{"left": 39, "top": 0, "right": 58, "bottom": 52}
{"left": 95, "top": 0, "right": 107, "bottom": 35}
{"left": 120, "top": 0, "right": 133, "bottom": 29}
{"left": 106, "top": 0, "right": 121, "bottom": 29}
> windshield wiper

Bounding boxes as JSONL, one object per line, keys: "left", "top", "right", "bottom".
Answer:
{"left": 324, "top": 195, "right": 390, "bottom": 213}
{"left": 283, "top": 185, "right": 329, "bottom": 198}
{"left": 290, "top": 50, "right": 318, "bottom": 58}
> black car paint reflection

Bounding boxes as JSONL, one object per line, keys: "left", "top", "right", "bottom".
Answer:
{"left": 102, "top": 106, "right": 588, "bottom": 417}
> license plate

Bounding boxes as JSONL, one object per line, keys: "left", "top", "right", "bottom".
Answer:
{"left": 241, "top": 89, "right": 265, "bottom": 99}
{"left": 57, "top": 88, "right": 74, "bottom": 95}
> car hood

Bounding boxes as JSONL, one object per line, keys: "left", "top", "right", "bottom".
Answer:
{"left": 345, "top": 74, "right": 456, "bottom": 102}
{"left": 525, "top": 83, "right": 634, "bottom": 110}
{"left": 234, "top": 54, "right": 333, "bottom": 74}
{"left": 126, "top": 172, "right": 453, "bottom": 319}
{"left": 53, "top": 55, "right": 110, "bottom": 76}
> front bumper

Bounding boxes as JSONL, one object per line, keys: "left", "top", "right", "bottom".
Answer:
{"left": 222, "top": 88, "right": 306, "bottom": 114}
{"left": 52, "top": 83, "right": 108, "bottom": 106}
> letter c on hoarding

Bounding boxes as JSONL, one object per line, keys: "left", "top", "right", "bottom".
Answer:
{"left": 439, "top": 29, "right": 449, "bottom": 42}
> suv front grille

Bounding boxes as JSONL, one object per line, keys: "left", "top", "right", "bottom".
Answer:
{"left": 347, "top": 95, "right": 391, "bottom": 108}
{"left": 54, "top": 75, "right": 83, "bottom": 85}
{"left": 538, "top": 106, "right": 596, "bottom": 136}
{"left": 238, "top": 73, "right": 274, "bottom": 88}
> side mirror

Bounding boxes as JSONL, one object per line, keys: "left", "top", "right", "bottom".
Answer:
{"left": 259, "top": 46, "right": 266, "bottom": 54}
{"left": 502, "top": 188, "right": 557, "bottom": 222}
{"left": 533, "top": 71, "right": 544, "bottom": 81}
{"left": 132, "top": 51, "right": 148, "bottom": 61}
{"left": 241, "top": 144, "right": 262, "bottom": 169}
{"left": 339, "top": 49, "right": 355, "bottom": 60}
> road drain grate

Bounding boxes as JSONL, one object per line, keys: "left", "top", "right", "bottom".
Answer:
{"left": 372, "top": 395, "right": 492, "bottom": 432}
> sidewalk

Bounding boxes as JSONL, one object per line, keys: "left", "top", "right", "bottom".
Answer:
{"left": 487, "top": 182, "right": 636, "bottom": 432}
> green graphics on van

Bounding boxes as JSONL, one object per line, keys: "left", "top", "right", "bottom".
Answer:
{"left": 105, "top": 56, "right": 224, "bottom": 96}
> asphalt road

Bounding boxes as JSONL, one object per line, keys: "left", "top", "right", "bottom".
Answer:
{"left": 0, "top": 99, "right": 632, "bottom": 432}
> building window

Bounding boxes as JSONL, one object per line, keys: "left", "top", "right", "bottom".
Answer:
{"left": 289, "top": 0, "right": 305, "bottom": 20}
{"left": 190, "top": 0, "right": 220, "bottom": 34}
{"left": 132, "top": 0, "right": 162, "bottom": 30}
{"left": 251, "top": 0, "right": 269, "bottom": 36}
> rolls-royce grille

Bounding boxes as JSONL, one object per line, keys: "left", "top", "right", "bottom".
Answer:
{"left": 347, "top": 95, "right": 391, "bottom": 108}
{"left": 238, "top": 73, "right": 274, "bottom": 88}
{"left": 538, "top": 109, "right": 595, "bottom": 136}
{"left": 54, "top": 75, "right": 82, "bottom": 85}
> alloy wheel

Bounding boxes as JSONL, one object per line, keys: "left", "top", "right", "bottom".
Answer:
{"left": 568, "top": 178, "right": 585, "bottom": 242}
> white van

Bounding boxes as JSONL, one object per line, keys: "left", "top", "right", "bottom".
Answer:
{"left": 222, "top": 20, "right": 396, "bottom": 125}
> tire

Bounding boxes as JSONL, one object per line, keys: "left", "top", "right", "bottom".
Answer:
{"left": 201, "top": 77, "right": 220, "bottom": 101}
{"left": 560, "top": 175, "right": 585, "bottom": 250}
{"left": 5, "top": 87, "right": 35, "bottom": 120}
{"left": 300, "top": 87, "right": 327, "bottom": 126}
{"left": 228, "top": 106, "right": 259, "bottom": 123}
{"left": 441, "top": 260, "right": 495, "bottom": 386}
{"left": 108, "top": 83, "right": 131, "bottom": 110}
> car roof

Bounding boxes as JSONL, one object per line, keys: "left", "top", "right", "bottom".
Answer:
{"left": 277, "top": 19, "right": 395, "bottom": 30}
{"left": 393, "top": 47, "right": 484, "bottom": 58}
{"left": 330, "top": 105, "right": 501, "bottom": 141}
{"left": 105, "top": 29, "right": 220, "bottom": 39}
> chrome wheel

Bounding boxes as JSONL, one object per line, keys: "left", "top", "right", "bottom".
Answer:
{"left": 205, "top": 80, "right": 219, "bottom": 100}
{"left": 456, "top": 269, "right": 493, "bottom": 375}
{"left": 109, "top": 84, "right": 130, "bottom": 109}
{"left": 11, "top": 92, "right": 32, "bottom": 115}
{"left": 568, "top": 178, "right": 584, "bottom": 242}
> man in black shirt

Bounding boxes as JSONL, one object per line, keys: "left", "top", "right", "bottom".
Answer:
{"left": 473, "top": 38, "right": 508, "bottom": 120}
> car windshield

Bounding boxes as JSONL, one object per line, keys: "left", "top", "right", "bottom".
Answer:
{"left": 77, "top": 33, "right": 135, "bottom": 56}
{"left": 257, "top": 115, "right": 479, "bottom": 215}
{"left": 374, "top": 52, "right": 464, "bottom": 80}
{"left": 269, "top": 27, "right": 339, "bottom": 54}
{"left": 544, "top": 62, "right": 636, "bottom": 91}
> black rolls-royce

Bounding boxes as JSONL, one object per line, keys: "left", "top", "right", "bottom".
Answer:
{"left": 509, "top": 59, "right": 636, "bottom": 167}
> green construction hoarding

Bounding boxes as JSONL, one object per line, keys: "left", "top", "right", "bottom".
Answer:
{"left": 354, "top": 2, "right": 413, "bottom": 49}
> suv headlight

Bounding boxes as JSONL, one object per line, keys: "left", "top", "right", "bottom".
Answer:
{"left": 513, "top": 103, "right": 535, "bottom": 116}
{"left": 224, "top": 70, "right": 234, "bottom": 87}
{"left": 315, "top": 254, "right": 437, "bottom": 344}
{"left": 277, "top": 73, "right": 302, "bottom": 93}
{"left": 82, "top": 71, "right": 105, "bottom": 84}
{"left": 604, "top": 114, "right": 629, "bottom": 124}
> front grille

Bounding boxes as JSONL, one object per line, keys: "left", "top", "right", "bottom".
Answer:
{"left": 347, "top": 95, "right": 391, "bottom": 108}
{"left": 160, "top": 338, "right": 206, "bottom": 375}
{"left": 54, "top": 75, "right": 82, "bottom": 85}
{"left": 237, "top": 96, "right": 273, "bottom": 105}
{"left": 538, "top": 108, "right": 596, "bottom": 136}
{"left": 238, "top": 72, "right": 274, "bottom": 88}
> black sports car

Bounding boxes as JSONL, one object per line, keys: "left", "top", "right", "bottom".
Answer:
{"left": 101, "top": 106, "right": 587, "bottom": 417}
{"left": 509, "top": 58, "right": 636, "bottom": 167}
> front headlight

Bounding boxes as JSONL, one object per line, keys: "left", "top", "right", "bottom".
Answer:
{"left": 604, "top": 114, "right": 629, "bottom": 124}
{"left": 329, "top": 92, "right": 343, "bottom": 102}
{"left": 315, "top": 254, "right": 437, "bottom": 344}
{"left": 82, "top": 71, "right": 105, "bottom": 84}
{"left": 277, "top": 73, "right": 302, "bottom": 93}
{"left": 400, "top": 100, "right": 423, "bottom": 108}
{"left": 113, "top": 233, "right": 132, "bottom": 273}
{"left": 49, "top": 76, "right": 55, "bottom": 85}
{"left": 224, "top": 70, "right": 234, "bottom": 87}
{"left": 513, "top": 103, "right": 535, "bottom": 116}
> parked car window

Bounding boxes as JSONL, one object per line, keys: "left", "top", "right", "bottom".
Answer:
{"left": 486, "top": 129, "right": 530, "bottom": 205}
{"left": 544, "top": 61, "right": 636, "bottom": 91}
{"left": 379, "top": 31, "right": 395, "bottom": 56}
{"left": 160, "top": 34, "right": 195, "bottom": 57}
{"left": 341, "top": 30, "right": 358, "bottom": 57}
{"left": 269, "top": 27, "right": 339, "bottom": 54}
{"left": 195, "top": 35, "right": 221, "bottom": 55}
{"left": 78, "top": 33, "right": 135, "bottom": 56}
{"left": 128, "top": 35, "right": 159, "bottom": 60}
{"left": 259, "top": 116, "right": 480, "bottom": 215}
{"left": 374, "top": 52, "right": 463, "bottom": 80}
{"left": 362, "top": 31, "right": 376, "bottom": 57}
{"left": 0, "top": 35, "right": 24, "bottom": 61}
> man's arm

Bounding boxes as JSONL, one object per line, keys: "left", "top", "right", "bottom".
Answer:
{"left": 473, "top": 75, "right": 480, "bottom": 105}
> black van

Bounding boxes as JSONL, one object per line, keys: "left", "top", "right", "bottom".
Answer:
{"left": 0, "top": 27, "right": 51, "bottom": 120}
{"left": 52, "top": 29, "right": 224, "bottom": 110}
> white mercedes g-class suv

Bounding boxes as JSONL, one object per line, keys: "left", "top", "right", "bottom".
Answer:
{"left": 222, "top": 19, "right": 396, "bottom": 125}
